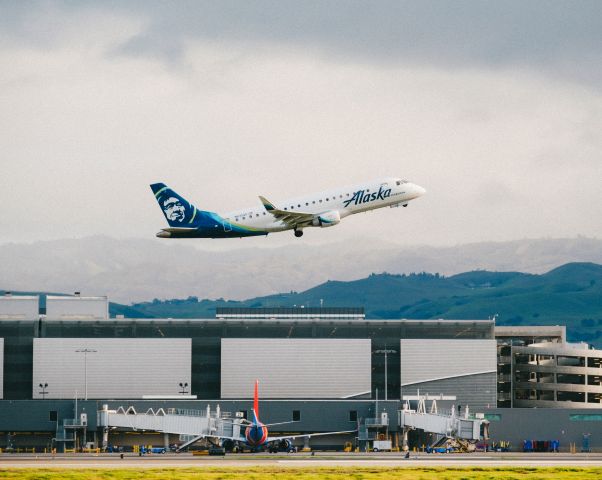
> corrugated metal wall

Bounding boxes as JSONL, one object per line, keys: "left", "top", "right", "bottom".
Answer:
{"left": 0, "top": 297, "right": 39, "bottom": 320}
{"left": 45, "top": 297, "right": 108, "bottom": 320}
{"left": 400, "top": 339, "right": 497, "bottom": 385}
{"left": 399, "top": 339, "right": 497, "bottom": 411}
{"left": 221, "top": 338, "right": 371, "bottom": 399}
{"left": 401, "top": 373, "right": 497, "bottom": 412}
{"left": 32, "top": 338, "right": 191, "bottom": 399}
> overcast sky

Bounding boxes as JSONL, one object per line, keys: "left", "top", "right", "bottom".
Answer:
{"left": 1, "top": 1, "right": 601, "bottom": 249}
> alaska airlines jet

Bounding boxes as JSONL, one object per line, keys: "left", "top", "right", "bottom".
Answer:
{"left": 150, "top": 177, "right": 425, "bottom": 239}
{"left": 176, "top": 380, "right": 354, "bottom": 453}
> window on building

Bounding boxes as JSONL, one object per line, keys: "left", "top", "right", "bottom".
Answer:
{"left": 349, "top": 410, "right": 358, "bottom": 422}
{"left": 49, "top": 411, "right": 58, "bottom": 422}
{"left": 292, "top": 410, "right": 301, "bottom": 422}
{"left": 557, "top": 355, "right": 585, "bottom": 367}
{"left": 557, "top": 391, "right": 586, "bottom": 402}
{"left": 238, "top": 410, "right": 247, "bottom": 419}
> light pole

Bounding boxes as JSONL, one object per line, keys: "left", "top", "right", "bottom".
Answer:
{"left": 179, "top": 382, "right": 189, "bottom": 395}
{"left": 39, "top": 383, "right": 48, "bottom": 399}
{"left": 75, "top": 348, "right": 97, "bottom": 400}
{"left": 375, "top": 345, "right": 397, "bottom": 401}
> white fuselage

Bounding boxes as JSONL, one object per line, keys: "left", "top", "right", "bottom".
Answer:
{"left": 223, "top": 177, "right": 426, "bottom": 233}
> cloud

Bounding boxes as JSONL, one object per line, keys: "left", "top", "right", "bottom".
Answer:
{"left": 0, "top": 2, "right": 601, "bottom": 249}
{"left": 4, "top": 1, "right": 601, "bottom": 87}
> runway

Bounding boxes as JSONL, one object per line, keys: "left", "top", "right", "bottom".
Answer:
{"left": 2, "top": 452, "right": 602, "bottom": 468}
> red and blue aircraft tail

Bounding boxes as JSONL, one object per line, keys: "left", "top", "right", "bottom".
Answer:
{"left": 252, "top": 379, "right": 260, "bottom": 424}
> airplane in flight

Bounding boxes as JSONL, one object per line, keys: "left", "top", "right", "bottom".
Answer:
{"left": 150, "top": 177, "right": 425, "bottom": 239}
{"left": 177, "top": 380, "right": 355, "bottom": 453}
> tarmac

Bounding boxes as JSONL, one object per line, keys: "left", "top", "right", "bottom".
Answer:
{"left": 2, "top": 452, "right": 602, "bottom": 468}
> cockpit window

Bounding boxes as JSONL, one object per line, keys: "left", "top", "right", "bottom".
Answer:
{"left": 396, "top": 179, "right": 409, "bottom": 185}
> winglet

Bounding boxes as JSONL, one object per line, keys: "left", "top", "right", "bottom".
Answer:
{"left": 259, "top": 196, "right": 275, "bottom": 212}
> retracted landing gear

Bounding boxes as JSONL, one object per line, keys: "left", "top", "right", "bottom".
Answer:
{"left": 294, "top": 229, "right": 304, "bottom": 238}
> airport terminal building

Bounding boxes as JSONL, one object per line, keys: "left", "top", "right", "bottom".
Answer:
{"left": 1, "top": 294, "right": 602, "bottom": 452}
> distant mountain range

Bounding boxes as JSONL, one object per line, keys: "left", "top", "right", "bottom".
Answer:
{"left": 114, "top": 262, "right": 602, "bottom": 347}
{"left": 4, "top": 260, "right": 602, "bottom": 347}
{"left": 1, "top": 235, "right": 602, "bottom": 303}
{"left": 2, "top": 236, "right": 602, "bottom": 346}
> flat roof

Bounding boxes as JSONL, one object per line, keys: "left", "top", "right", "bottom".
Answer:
{"left": 495, "top": 325, "right": 566, "bottom": 336}
{"left": 44, "top": 317, "right": 494, "bottom": 325}
{"left": 46, "top": 295, "right": 107, "bottom": 301}
{"left": 0, "top": 295, "right": 39, "bottom": 300}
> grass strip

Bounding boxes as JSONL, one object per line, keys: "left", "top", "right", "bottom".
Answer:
{"left": 1, "top": 467, "right": 602, "bottom": 480}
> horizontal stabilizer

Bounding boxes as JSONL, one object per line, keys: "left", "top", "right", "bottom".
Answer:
{"left": 160, "top": 227, "right": 198, "bottom": 233}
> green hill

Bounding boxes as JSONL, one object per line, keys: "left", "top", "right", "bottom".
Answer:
{"left": 123, "top": 262, "right": 602, "bottom": 346}
{"left": 5, "top": 262, "right": 602, "bottom": 347}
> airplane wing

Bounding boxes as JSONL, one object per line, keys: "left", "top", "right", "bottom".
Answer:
{"left": 222, "top": 419, "right": 299, "bottom": 428}
{"left": 266, "top": 429, "right": 357, "bottom": 443}
{"left": 259, "top": 196, "right": 314, "bottom": 228}
{"left": 176, "top": 433, "right": 241, "bottom": 452}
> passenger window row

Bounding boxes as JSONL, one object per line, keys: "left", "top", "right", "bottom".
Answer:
{"left": 232, "top": 187, "right": 380, "bottom": 221}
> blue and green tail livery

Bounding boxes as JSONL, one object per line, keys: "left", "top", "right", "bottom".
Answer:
{"left": 151, "top": 183, "right": 201, "bottom": 227}
{"left": 150, "top": 183, "right": 268, "bottom": 238}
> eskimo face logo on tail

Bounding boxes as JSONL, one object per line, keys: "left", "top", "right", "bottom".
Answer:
{"left": 163, "top": 196, "right": 186, "bottom": 223}
{"left": 343, "top": 186, "right": 391, "bottom": 208}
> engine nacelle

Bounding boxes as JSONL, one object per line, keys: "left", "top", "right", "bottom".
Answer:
{"left": 268, "top": 439, "right": 294, "bottom": 452}
{"left": 222, "top": 439, "right": 235, "bottom": 452}
{"left": 278, "top": 439, "right": 293, "bottom": 451}
{"left": 312, "top": 210, "right": 341, "bottom": 228}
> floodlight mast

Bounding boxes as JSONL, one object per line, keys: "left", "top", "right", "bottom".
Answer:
{"left": 75, "top": 348, "right": 97, "bottom": 400}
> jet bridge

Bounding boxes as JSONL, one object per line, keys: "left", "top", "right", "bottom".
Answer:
{"left": 397, "top": 394, "right": 489, "bottom": 451}
{"left": 97, "top": 404, "right": 242, "bottom": 450}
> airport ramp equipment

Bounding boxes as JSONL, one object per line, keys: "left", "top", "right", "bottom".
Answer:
{"left": 97, "top": 404, "right": 241, "bottom": 449}
{"left": 398, "top": 394, "right": 488, "bottom": 450}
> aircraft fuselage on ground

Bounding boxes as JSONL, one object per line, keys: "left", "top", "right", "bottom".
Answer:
{"left": 176, "top": 380, "right": 354, "bottom": 453}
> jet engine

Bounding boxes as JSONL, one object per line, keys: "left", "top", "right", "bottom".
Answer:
{"left": 269, "top": 439, "right": 294, "bottom": 452}
{"left": 222, "top": 439, "right": 235, "bottom": 452}
{"left": 312, "top": 210, "right": 341, "bottom": 227}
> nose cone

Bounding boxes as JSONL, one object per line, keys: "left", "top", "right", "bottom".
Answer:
{"left": 414, "top": 184, "right": 426, "bottom": 196}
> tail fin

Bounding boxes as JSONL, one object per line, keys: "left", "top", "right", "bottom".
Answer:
{"left": 252, "top": 379, "right": 260, "bottom": 423}
{"left": 150, "top": 183, "right": 201, "bottom": 227}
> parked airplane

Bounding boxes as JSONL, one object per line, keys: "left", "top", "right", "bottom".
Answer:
{"left": 177, "top": 380, "right": 355, "bottom": 453}
{"left": 150, "top": 177, "right": 425, "bottom": 238}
